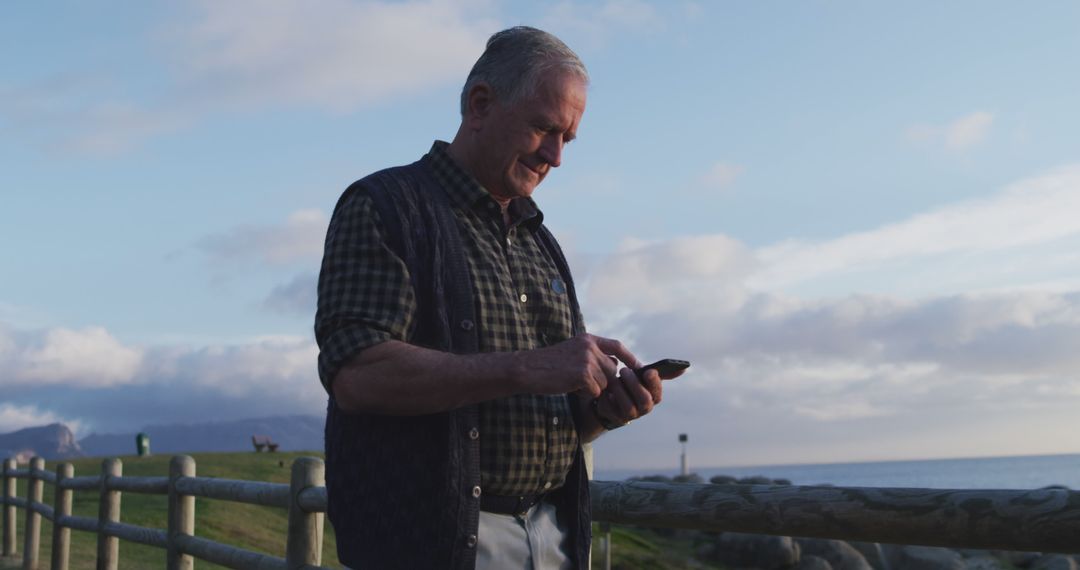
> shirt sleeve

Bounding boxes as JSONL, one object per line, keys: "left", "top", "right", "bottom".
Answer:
{"left": 314, "top": 188, "right": 416, "bottom": 392}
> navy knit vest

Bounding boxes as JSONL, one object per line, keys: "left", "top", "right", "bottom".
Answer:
{"left": 324, "top": 157, "right": 591, "bottom": 569}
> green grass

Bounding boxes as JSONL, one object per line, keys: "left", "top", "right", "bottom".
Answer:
{"left": 1, "top": 452, "right": 341, "bottom": 569}
{"left": 591, "top": 523, "right": 727, "bottom": 570}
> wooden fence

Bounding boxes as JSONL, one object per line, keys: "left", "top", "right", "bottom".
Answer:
{"left": 1, "top": 456, "right": 325, "bottom": 570}
{"left": 5, "top": 455, "right": 1080, "bottom": 569}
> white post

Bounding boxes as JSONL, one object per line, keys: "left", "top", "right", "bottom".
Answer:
{"left": 167, "top": 456, "right": 195, "bottom": 570}
{"left": 23, "top": 457, "right": 44, "bottom": 570}
{"left": 2, "top": 458, "right": 16, "bottom": 557}
{"left": 285, "top": 457, "right": 324, "bottom": 569}
{"left": 96, "top": 458, "right": 122, "bottom": 570}
{"left": 51, "top": 463, "right": 74, "bottom": 570}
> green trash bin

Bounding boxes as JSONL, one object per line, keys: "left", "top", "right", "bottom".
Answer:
{"left": 136, "top": 433, "right": 151, "bottom": 457}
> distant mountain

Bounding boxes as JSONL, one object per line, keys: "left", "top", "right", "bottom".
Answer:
{"left": 0, "top": 423, "right": 84, "bottom": 462}
{"left": 78, "top": 414, "right": 324, "bottom": 458}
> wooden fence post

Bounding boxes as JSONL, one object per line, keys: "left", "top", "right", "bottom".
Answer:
{"left": 22, "top": 457, "right": 44, "bottom": 570}
{"left": 51, "top": 463, "right": 74, "bottom": 570}
{"left": 167, "top": 455, "right": 195, "bottom": 570}
{"left": 285, "top": 457, "right": 324, "bottom": 569}
{"left": 97, "top": 458, "right": 121, "bottom": 570}
{"left": 2, "top": 458, "right": 16, "bottom": 557}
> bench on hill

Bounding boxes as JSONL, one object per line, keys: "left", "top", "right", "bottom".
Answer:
{"left": 251, "top": 435, "right": 279, "bottom": 452}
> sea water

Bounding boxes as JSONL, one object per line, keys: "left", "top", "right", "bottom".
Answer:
{"left": 596, "top": 453, "right": 1080, "bottom": 490}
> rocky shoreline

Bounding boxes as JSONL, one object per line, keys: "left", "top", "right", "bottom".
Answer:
{"left": 626, "top": 474, "right": 1077, "bottom": 570}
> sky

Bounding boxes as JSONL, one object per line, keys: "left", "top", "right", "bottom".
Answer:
{"left": 3, "top": 1, "right": 1080, "bottom": 471}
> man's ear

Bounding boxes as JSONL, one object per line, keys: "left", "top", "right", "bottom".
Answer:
{"left": 463, "top": 82, "right": 496, "bottom": 130}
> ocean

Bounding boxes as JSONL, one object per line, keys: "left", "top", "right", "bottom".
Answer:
{"left": 595, "top": 453, "right": 1080, "bottom": 490}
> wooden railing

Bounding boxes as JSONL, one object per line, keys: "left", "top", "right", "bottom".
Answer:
{"left": 1, "top": 456, "right": 326, "bottom": 570}
{"left": 590, "top": 479, "right": 1080, "bottom": 554}
{"left": 5, "top": 456, "right": 1080, "bottom": 569}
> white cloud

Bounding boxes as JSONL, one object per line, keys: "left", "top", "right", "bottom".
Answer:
{"left": 264, "top": 272, "right": 318, "bottom": 315}
{"left": 1, "top": 326, "right": 143, "bottom": 388}
{"left": 5, "top": 1, "right": 498, "bottom": 154}
{"left": 699, "top": 161, "right": 744, "bottom": 190}
{"left": 751, "top": 164, "right": 1080, "bottom": 292}
{"left": 2, "top": 321, "right": 327, "bottom": 432}
{"left": 168, "top": 0, "right": 497, "bottom": 112}
{"left": 197, "top": 209, "right": 328, "bottom": 266}
{"left": 578, "top": 164, "right": 1080, "bottom": 467}
{"left": 541, "top": 0, "right": 660, "bottom": 48}
{"left": 906, "top": 111, "right": 994, "bottom": 151}
{"left": 0, "top": 404, "right": 85, "bottom": 436}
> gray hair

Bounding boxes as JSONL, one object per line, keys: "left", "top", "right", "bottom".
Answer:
{"left": 460, "top": 26, "right": 588, "bottom": 116}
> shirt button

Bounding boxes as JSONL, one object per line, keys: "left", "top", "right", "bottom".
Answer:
{"left": 543, "top": 481, "right": 552, "bottom": 490}
{"left": 468, "top": 427, "right": 479, "bottom": 440}
{"left": 460, "top": 319, "right": 474, "bottom": 331}
{"left": 466, "top": 534, "right": 478, "bottom": 548}
{"left": 472, "top": 485, "right": 482, "bottom": 498}
{"left": 519, "top": 293, "right": 528, "bottom": 303}
{"left": 552, "top": 417, "right": 559, "bottom": 426}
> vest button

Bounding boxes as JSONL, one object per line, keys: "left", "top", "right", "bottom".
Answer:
{"left": 472, "top": 485, "right": 482, "bottom": 498}
{"left": 466, "top": 534, "right": 478, "bottom": 548}
{"left": 468, "top": 427, "right": 480, "bottom": 440}
{"left": 460, "top": 319, "right": 474, "bottom": 331}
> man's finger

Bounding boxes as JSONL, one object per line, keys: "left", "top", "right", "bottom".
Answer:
{"left": 593, "top": 335, "right": 642, "bottom": 370}
{"left": 619, "top": 368, "right": 654, "bottom": 415}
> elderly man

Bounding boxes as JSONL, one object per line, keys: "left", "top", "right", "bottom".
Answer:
{"left": 315, "top": 26, "right": 680, "bottom": 569}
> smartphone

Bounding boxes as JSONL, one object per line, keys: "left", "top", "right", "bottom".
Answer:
{"left": 635, "top": 358, "right": 690, "bottom": 378}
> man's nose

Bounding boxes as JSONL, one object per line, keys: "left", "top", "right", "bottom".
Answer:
{"left": 538, "top": 134, "right": 562, "bottom": 168}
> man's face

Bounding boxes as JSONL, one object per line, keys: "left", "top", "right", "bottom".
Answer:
{"left": 473, "top": 71, "right": 587, "bottom": 202}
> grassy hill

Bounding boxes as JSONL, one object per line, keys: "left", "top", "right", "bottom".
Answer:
{"left": 1, "top": 451, "right": 718, "bottom": 570}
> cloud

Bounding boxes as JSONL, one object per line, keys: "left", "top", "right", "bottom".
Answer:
{"left": 906, "top": 111, "right": 995, "bottom": 151}
{"left": 264, "top": 272, "right": 319, "bottom": 315}
{"left": 751, "top": 164, "right": 1080, "bottom": 293}
{"left": 2, "top": 320, "right": 326, "bottom": 433}
{"left": 541, "top": 0, "right": 660, "bottom": 48}
{"left": 166, "top": 0, "right": 497, "bottom": 112}
{"left": 698, "top": 161, "right": 744, "bottom": 190}
{"left": 0, "top": 404, "right": 86, "bottom": 436}
{"left": 0, "top": 326, "right": 143, "bottom": 388}
{"left": 196, "top": 209, "right": 328, "bottom": 266}
{"left": 4, "top": 1, "right": 498, "bottom": 154}
{"left": 578, "top": 164, "right": 1080, "bottom": 465}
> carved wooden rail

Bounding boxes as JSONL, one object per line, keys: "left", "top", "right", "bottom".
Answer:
{"left": 1, "top": 456, "right": 326, "bottom": 570}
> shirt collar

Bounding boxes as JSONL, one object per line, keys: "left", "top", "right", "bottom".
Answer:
{"left": 426, "top": 141, "right": 545, "bottom": 230}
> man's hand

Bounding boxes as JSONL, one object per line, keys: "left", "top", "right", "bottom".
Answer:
{"left": 512, "top": 333, "right": 640, "bottom": 399}
{"left": 581, "top": 360, "right": 686, "bottom": 439}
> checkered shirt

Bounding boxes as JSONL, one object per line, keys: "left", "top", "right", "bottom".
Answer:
{"left": 316, "top": 141, "right": 582, "bottom": 496}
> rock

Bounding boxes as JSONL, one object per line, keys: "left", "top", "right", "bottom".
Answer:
{"left": 737, "top": 475, "right": 775, "bottom": 485}
{"left": 1030, "top": 555, "right": 1077, "bottom": 570}
{"left": 773, "top": 478, "right": 793, "bottom": 485}
{"left": 706, "top": 532, "right": 800, "bottom": 569}
{"left": 965, "top": 556, "right": 1008, "bottom": 570}
{"left": 796, "top": 555, "right": 835, "bottom": 570}
{"left": 796, "top": 538, "right": 873, "bottom": 570}
{"left": 629, "top": 474, "right": 673, "bottom": 483}
{"left": 709, "top": 474, "right": 738, "bottom": 485}
{"left": 885, "top": 546, "right": 965, "bottom": 570}
{"left": 991, "top": 550, "right": 1042, "bottom": 567}
{"left": 672, "top": 473, "right": 705, "bottom": 484}
{"left": 847, "top": 541, "right": 889, "bottom": 570}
